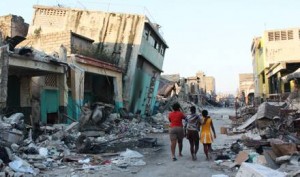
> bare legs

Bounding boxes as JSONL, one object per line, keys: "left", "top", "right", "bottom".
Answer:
{"left": 169, "top": 127, "right": 184, "bottom": 161}
{"left": 178, "top": 139, "right": 183, "bottom": 156}
{"left": 188, "top": 138, "right": 199, "bottom": 160}
{"left": 203, "top": 143, "right": 212, "bottom": 160}
{"left": 170, "top": 139, "right": 183, "bottom": 160}
{"left": 171, "top": 139, "right": 177, "bottom": 160}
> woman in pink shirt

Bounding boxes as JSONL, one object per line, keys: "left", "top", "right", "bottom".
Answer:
{"left": 168, "top": 102, "right": 185, "bottom": 161}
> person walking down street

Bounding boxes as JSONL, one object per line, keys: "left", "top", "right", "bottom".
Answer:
{"left": 184, "top": 106, "right": 201, "bottom": 161}
{"left": 168, "top": 102, "right": 185, "bottom": 161}
{"left": 200, "top": 110, "right": 216, "bottom": 160}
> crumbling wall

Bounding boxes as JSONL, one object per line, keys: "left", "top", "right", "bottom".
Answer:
{"left": 0, "top": 15, "right": 28, "bottom": 38}
{"left": 29, "top": 6, "right": 145, "bottom": 70}
{"left": 29, "top": 6, "right": 146, "bottom": 112}
{"left": 18, "top": 31, "right": 72, "bottom": 55}
{"left": 0, "top": 46, "right": 9, "bottom": 108}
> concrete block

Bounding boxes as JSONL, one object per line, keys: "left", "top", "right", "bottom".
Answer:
{"left": 235, "top": 151, "right": 249, "bottom": 166}
{"left": 236, "top": 162, "right": 286, "bottom": 177}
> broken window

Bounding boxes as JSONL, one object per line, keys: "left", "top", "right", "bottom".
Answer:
{"left": 143, "top": 29, "right": 149, "bottom": 40}
{"left": 137, "top": 57, "right": 144, "bottom": 69}
{"left": 148, "top": 34, "right": 155, "bottom": 47}
{"left": 160, "top": 46, "right": 165, "bottom": 56}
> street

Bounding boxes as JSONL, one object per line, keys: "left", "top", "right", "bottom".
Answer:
{"left": 105, "top": 108, "right": 239, "bottom": 177}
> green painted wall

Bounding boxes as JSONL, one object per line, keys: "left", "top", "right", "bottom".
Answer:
{"left": 132, "top": 68, "right": 159, "bottom": 115}
{"left": 139, "top": 37, "right": 164, "bottom": 70}
{"left": 41, "top": 89, "right": 59, "bottom": 123}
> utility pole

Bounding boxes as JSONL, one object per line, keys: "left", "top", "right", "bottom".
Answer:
{"left": 197, "top": 77, "right": 200, "bottom": 107}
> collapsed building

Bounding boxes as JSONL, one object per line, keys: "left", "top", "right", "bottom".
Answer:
{"left": 215, "top": 96, "right": 300, "bottom": 176}
{"left": 0, "top": 4, "right": 169, "bottom": 125}
{"left": 24, "top": 5, "right": 169, "bottom": 117}
{"left": 0, "top": 7, "right": 170, "bottom": 176}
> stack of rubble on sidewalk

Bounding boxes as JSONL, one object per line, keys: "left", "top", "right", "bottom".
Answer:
{"left": 0, "top": 103, "right": 166, "bottom": 176}
{"left": 211, "top": 94, "right": 300, "bottom": 177}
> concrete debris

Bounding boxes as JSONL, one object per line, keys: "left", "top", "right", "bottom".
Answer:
{"left": 236, "top": 162, "right": 286, "bottom": 177}
{"left": 0, "top": 99, "right": 169, "bottom": 176}
{"left": 221, "top": 95, "right": 300, "bottom": 177}
{"left": 234, "top": 151, "right": 249, "bottom": 166}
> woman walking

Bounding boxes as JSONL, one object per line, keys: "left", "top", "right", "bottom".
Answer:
{"left": 168, "top": 102, "right": 185, "bottom": 161}
{"left": 185, "top": 106, "right": 201, "bottom": 160}
{"left": 200, "top": 110, "right": 216, "bottom": 160}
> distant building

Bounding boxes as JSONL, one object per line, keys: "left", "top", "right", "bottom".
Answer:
{"left": 205, "top": 76, "right": 216, "bottom": 95}
{"left": 239, "top": 73, "right": 254, "bottom": 105}
{"left": 186, "top": 71, "right": 216, "bottom": 104}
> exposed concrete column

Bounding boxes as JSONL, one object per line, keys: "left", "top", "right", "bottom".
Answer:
{"left": 113, "top": 76, "right": 123, "bottom": 110}
{"left": 57, "top": 73, "right": 68, "bottom": 106}
{"left": 20, "top": 76, "right": 31, "bottom": 107}
{"left": 20, "top": 76, "right": 32, "bottom": 123}
{"left": 58, "top": 44, "right": 68, "bottom": 122}
{"left": 58, "top": 72, "right": 68, "bottom": 122}
{"left": 123, "top": 45, "right": 139, "bottom": 110}
{"left": 0, "top": 46, "right": 9, "bottom": 109}
{"left": 70, "top": 61, "right": 85, "bottom": 120}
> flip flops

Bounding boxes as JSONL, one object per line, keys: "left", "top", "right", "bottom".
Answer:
{"left": 172, "top": 157, "right": 177, "bottom": 161}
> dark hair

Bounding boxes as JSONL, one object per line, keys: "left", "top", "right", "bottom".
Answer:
{"left": 202, "top": 110, "right": 208, "bottom": 117}
{"left": 172, "top": 102, "right": 180, "bottom": 111}
{"left": 190, "top": 106, "right": 196, "bottom": 114}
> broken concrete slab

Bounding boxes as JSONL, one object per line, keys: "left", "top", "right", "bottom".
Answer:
{"left": 256, "top": 102, "right": 280, "bottom": 120}
{"left": 237, "top": 113, "right": 257, "bottom": 131}
{"left": 65, "top": 122, "right": 79, "bottom": 132}
{"left": 236, "top": 162, "right": 286, "bottom": 177}
{"left": 81, "top": 131, "right": 105, "bottom": 137}
{"left": 1, "top": 129, "right": 23, "bottom": 144}
{"left": 275, "top": 155, "right": 291, "bottom": 164}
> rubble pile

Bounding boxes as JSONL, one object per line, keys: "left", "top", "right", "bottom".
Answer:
{"left": 0, "top": 105, "right": 165, "bottom": 176}
{"left": 212, "top": 97, "right": 300, "bottom": 176}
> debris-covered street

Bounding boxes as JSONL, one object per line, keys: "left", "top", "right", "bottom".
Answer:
{"left": 1, "top": 1, "right": 300, "bottom": 177}
{"left": 1, "top": 98, "right": 299, "bottom": 177}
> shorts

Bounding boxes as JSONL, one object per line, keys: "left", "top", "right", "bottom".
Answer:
{"left": 186, "top": 130, "right": 199, "bottom": 141}
{"left": 169, "top": 127, "right": 184, "bottom": 141}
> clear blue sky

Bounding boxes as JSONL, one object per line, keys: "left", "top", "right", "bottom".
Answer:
{"left": 1, "top": 0, "right": 300, "bottom": 94}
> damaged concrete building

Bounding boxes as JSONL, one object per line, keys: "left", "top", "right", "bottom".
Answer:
{"left": 238, "top": 73, "right": 254, "bottom": 105}
{"left": 23, "top": 5, "right": 168, "bottom": 117}
{"left": 0, "top": 4, "right": 168, "bottom": 124}
{"left": 251, "top": 28, "right": 300, "bottom": 102}
{"left": 186, "top": 71, "right": 216, "bottom": 105}
{"left": 0, "top": 15, "right": 28, "bottom": 39}
{"left": 17, "top": 30, "right": 123, "bottom": 122}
